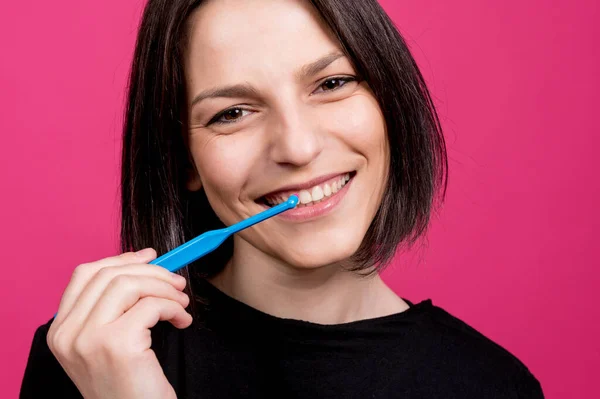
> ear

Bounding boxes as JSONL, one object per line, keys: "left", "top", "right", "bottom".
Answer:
{"left": 186, "top": 167, "right": 202, "bottom": 192}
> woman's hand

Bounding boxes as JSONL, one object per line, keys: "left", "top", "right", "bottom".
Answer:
{"left": 46, "top": 248, "right": 192, "bottom": 399}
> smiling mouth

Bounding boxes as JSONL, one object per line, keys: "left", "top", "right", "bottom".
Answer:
{"left": 257, "top": 171, "right": 356, "bottom": 208}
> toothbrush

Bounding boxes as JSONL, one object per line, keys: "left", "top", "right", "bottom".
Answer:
{"left": 53, "top": 195, "right": 298, "bottom": 318}
{"left": 149, "top": 194, "right": 299, "bottom": 272}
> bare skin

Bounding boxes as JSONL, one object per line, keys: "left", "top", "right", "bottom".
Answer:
{"left": 48, "top": 249, "right": 190, "bottom": 399}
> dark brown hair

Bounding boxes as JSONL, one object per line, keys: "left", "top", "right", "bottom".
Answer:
{"left": 121, "top": 0, "right": 447, "bottom": 301}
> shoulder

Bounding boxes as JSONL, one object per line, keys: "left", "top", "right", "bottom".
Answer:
{"left": 404, "top": 300, "right": 544, "bottom": 398}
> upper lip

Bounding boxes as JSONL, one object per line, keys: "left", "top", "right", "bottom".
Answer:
{"left": 257, "top": 171, "right": 352, "bottom": 199}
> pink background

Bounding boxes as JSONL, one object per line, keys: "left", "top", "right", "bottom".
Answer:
{"left": 1, "top": 0, "right": 598, "bottom": 397}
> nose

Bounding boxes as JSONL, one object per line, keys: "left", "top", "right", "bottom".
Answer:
{"left": 268, "top": 103, "right": 323, "bottom": 167}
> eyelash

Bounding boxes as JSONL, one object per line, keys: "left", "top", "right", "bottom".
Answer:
{"left": 206, "top": 75, "right": 357, "bottom": 126}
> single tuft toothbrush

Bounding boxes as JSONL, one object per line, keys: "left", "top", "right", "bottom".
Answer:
{"left": 150, "top": 194, "right": 299, "bottom": 272}
{"left": 53, "top": 195, "right": 298, "bottom": 318}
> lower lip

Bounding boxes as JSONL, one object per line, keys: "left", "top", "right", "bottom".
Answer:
{"left": 259, "top": 176, "right": 354, "bottom": 222}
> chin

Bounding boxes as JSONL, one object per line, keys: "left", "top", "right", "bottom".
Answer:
{"left": 280, "top": 237, "right": 362, "bottom": 270}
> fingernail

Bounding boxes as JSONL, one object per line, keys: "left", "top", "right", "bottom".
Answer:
{"left": 135, "top": 248, "right": 154, "bottom": 257}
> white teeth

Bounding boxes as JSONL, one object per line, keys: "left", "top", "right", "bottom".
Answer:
{"left": 265, "top": 173, "right": 352, "bottom": 207}
{"left": 311, "top": 186, "right": 324, "bottom": 201}
{"left": 332, "top": 181, "right": 339, "bottom": 193}
{"left": 299, "top": 190, "right": 312, "bottom": 204}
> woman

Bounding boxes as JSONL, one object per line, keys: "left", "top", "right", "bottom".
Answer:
{"left": 21, "top": 0, "right": 543, "bottom": 398}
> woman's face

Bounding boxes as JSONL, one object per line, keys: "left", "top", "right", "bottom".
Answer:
{"left": 185, "top": 0, "right": 389, "bottom": 269}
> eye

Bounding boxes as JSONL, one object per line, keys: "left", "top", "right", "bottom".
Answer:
{"left": 207, "top": 107, "right": 253, "bottom": 125}
{"left": 313, "top": 76, "right": 356, "bottom": 94}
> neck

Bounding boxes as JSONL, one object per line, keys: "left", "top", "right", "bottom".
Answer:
{"left": 207, "top": 237, "right": 409, "bottom": 325}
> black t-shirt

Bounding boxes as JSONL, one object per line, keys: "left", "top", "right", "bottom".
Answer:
{"left": 21, "top": 279, "right": 544, "bottom": 398}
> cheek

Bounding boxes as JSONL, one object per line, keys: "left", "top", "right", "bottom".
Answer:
{"left": 325, "top": 92, "right": 387, "bottom": 156}
{"left": 188, "top": 133, "right": 257, "bottom": 199}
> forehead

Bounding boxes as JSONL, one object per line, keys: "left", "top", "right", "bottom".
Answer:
{"left": 185, "top": 0, "right": 340, "bottom": 85}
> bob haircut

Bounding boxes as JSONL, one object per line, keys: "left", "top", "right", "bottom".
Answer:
{"left": 121, "top": 0, "right": 448, "bottom": 301}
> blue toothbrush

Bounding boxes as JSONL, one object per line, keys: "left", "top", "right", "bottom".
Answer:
{"left": 150, "top": 194, "right": 298, "bottom": 272}
{"left": 53, "top": 195, "right": 298, "bottom": 318}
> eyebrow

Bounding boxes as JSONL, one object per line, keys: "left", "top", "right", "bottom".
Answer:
{"left": 295, "top": 51, "right": 345, "bottom": 81}
{"left": 190, "top": 51, "right": 346, "bottom": 107}
{"left": 190, "top": 83, "right": 259, "bottom": 107}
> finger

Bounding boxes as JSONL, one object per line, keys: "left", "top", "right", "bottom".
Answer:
{"left": 58, "top": 263, "right": 185, "bottom": 333}
{"left": 56, "top": 249, "right": 157, "bottom": 320}
{"left": 85, "top": 275, "right": 190, "bottom": 326}
{"left": 118, "top": 297, "right": 193, "bottom": 331}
